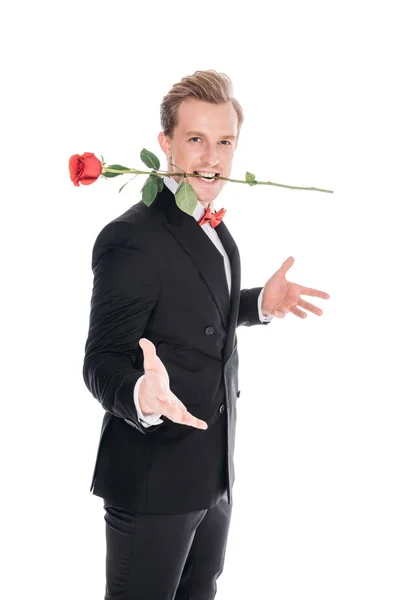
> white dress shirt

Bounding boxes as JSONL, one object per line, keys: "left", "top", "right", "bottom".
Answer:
{"left": 133, "top": 176, "right": 274, "bottom": 426}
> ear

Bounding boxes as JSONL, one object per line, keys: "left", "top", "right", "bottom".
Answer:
{"left": 158, "top": 131, "right": 172, "bottom": 159}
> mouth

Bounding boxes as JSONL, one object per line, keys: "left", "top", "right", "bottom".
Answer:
{"left": 193, "top": 171, "right": 220, "bottom": 184}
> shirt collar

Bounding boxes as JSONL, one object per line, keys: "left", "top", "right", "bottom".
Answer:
{"left": 162, "top": 176, "right": 215, "bottom": 221}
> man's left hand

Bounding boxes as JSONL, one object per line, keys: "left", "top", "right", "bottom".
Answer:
{"left": 261, "top": 256, "right": 330, "bottom": 319}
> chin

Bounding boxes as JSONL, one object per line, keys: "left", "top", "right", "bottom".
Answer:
{"left": 193, "top": 183, "right": 221, "bottom": 203}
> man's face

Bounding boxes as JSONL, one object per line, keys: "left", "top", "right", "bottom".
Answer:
{"left": 158, "top": 98, "right": 239, "bottom": 207}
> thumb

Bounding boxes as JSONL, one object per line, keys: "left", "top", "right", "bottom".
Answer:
{"left": 139, "top": 338, "right": 158, "bottom": 371}
{"left": 279, "top": 256, "right": 295, "bottom": 275}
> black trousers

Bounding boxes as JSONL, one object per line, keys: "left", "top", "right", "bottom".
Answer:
{"left": 103, "top": 490, "right": 232, "bottom": 600}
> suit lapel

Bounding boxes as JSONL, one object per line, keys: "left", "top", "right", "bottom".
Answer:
{"left": 217, "top": 221, "right": 241, "bottom": 360}
{"left": 155, "top": 185, "right": 240, "bottom": 335}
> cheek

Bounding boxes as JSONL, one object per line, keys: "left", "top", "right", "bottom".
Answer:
{"left": 183, "top": 148, "right": 202, "bottom": 171}
{"left": 175, "top": 145, "right": 196, "bottom": 163}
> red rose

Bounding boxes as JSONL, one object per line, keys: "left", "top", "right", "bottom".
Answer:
{"left": 69, "top": 152, "right": 102, "bottom": 186}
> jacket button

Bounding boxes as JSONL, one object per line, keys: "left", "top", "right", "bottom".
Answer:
{"left": 219, "top": 404, "right": 225, "bottom": 413}
{"left": 237, "top": 390, "right": 241, "bottom": 398}
{"left": 205, "top": 326, "right": 214, "bottom": 335}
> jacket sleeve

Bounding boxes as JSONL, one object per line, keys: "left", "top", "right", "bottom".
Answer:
{"left": 237, "top": 287, "right": 272, "bottom": 327}
{"left": 82, "top": 219, "right": 163, "bottom": 434}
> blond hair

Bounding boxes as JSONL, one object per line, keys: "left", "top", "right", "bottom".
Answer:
{"left": 160, "top": 69, "right": 244, "bottom": 138}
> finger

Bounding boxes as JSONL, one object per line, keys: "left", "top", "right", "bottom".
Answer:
{"left": 152, "top": 380, "right": 175, "bottom": 406}
{"left": 279, "top": 256, "right": 295, "bottom": 275}
{"left": 164, "top": 402, "right": 208, "bottom": 430}
{"left": 179, "top": 410, "right": 208, "bottom": 430}
{"left": 157, "top": 389, "right": 193, "bottom": 417}
{"left": 139, "top": 338, "right": 158, "bottom": 371}
{"left": 168, "top": 399, "right": 202, "bottom": 427}
{"left": 300, "top": 287, "right": 330, "bottom": 299}
{"left": 161, "top": 389, "right": 187, "bottom": 412}
{"left": 169, "top": 390, "right": 188, "bottom": 411}
{"left": 153, "top": 389, "right": 172, "bottom": 406}
{"left": 164, "top": 391, "right": 207, "bottom": 429}
{"left": 271, "top": 301, "right": 291, "bottom": 318}
{"left": 290, "top": 306, "right": 307, "bottom": 319}
{"left": 297, "top": 298, "right": 323, "bottom": 316}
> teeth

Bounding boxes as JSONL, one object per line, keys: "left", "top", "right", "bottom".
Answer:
{"left": 194, "top": 171, "right": 218, "bottom": 180}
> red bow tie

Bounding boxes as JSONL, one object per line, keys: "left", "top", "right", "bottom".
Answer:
{"left": 198, "top": 206, "right": 226, "bottom": 228}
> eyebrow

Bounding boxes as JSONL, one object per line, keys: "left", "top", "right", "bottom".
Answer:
{"left": 185, "top": 130, "right": 236, "bottom": 140}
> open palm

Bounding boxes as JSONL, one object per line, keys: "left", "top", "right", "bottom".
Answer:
{"left": 138, "top": 338, "right": 208, "bottom": 429}
{"left": 261, "top": 256, "right": 330, "bottom": 319}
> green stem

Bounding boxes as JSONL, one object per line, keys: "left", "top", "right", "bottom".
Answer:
{"left": 102, "top": 167, "right": 333, "bottom": 194}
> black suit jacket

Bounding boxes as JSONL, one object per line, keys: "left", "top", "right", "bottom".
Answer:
{"left": 82, "top": 183, "right": 270, "bottom": 514}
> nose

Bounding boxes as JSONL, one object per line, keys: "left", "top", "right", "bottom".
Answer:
{"left": 200, "top": 144, "right": 221, "bottom": 170}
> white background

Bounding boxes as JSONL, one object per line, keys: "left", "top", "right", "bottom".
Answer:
{"left": 2, "top": 0, "right": 399, "bottom": 598}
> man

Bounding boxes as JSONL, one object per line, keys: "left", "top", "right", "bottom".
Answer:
{"left": 83, "top": 69, "right": 330, "bottom": 599}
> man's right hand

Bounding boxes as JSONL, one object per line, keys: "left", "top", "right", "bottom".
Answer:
{"left": 138, "top": 338, "right": 208, "bottom": 430}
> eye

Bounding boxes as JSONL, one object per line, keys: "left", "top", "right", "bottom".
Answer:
{"left": 189, "top": 137, "right": 231, "bottom": 145}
